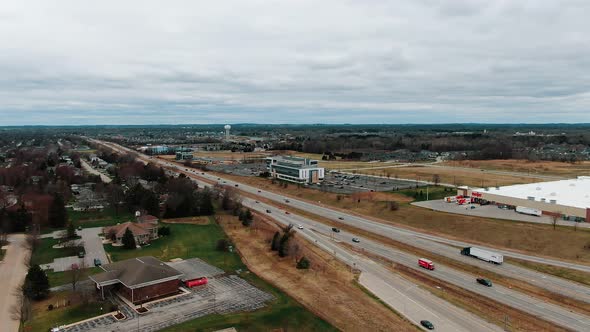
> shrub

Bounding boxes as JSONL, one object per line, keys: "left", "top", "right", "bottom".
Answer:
{"left": 48, "top": 304, "right": 54, "bottom": 311}
{"left": 296, "top": 257, "right": 310, "bottom": 269}
{"left": 216, "top": 239, "right": 229, "bottom": 252}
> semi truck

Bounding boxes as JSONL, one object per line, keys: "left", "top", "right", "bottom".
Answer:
{"left": 515, "top": 206, "right": 542, "bottom": 217}
{"left": 418, "top": 258, "right": 435, "bottom": 270}
{"left": 461, "top": 247, "right": 503, "bottom": 264}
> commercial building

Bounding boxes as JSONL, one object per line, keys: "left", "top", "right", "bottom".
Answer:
{"left": 265, "top": 156, "right": 324, "bottom": 184}
{"left": 458, "top": 176, "right": 590, "bottom": 222}
{"left": 89, "top": 256, "right": 183, "bottom": 304}
{"left": 176, "top": 151, "right": 194, "bottom": 161}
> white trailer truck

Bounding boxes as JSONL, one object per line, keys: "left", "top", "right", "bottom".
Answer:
{"left": 461, "top": 247, "right": 503, "bottom": 264}
{"left": 515, "top": 206, "right": 542, "bottom": 217}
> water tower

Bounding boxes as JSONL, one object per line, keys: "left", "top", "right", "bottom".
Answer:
{"left": 224, "top": 124, "right": 231, "bottom": 140}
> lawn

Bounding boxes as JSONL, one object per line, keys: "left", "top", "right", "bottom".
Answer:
{"left": 68, "top": 207, "right": 134, "bottom": 229}
{"left": 30, "top": 238, "right": 83, "bottom": 267}
{"left": 46, "top": 267, "right": 103, "bottom": 288}
{"left": 23, "top": 291, "right": 109, "bottom": 332}
{"left": 104, "top": 216, "right": 245, "bottom": 272}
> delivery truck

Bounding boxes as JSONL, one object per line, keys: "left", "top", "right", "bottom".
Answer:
{"left": 461, "top": 247, "right": 503, "bottom": 264}
{"left": 515, "top": 206, "right": 542, "bottom": 217}
{"left": 418, "top": 258, "right": 435, "bottom": 270}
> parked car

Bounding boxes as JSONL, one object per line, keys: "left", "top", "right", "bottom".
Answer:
{"left": 332, "top": 227, "right": 340, "bottom": 233}
{"left": 77, "top": 226, "right": 82, "bottom": 231}
{"left": 420, "top": 320, "right": 434, "bottom": 330}
{"left": 78, "top": 251, "right": 85, "bottom": 258}
{"left": 352, "top": 238, "right": 360, "bottom": 243}
{"left": 94, "top": 258, "right": 102, "bottom": 267}
{"left": 476, "top": 277, "right": 493, "bottom": 287}
{"left": 71, "top": 263, "right": 79, "bottom": 270}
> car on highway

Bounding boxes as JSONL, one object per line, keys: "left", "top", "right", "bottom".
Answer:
{"left": 332, "top": 227, "right": 340, "bottom": 233}
{"left": 285, "top": 199, "right": 290, "bottom": 203}
{"left": 338, "top": 217, "right": 344, "bottom": 220}
{"left": 266, "top": 209, "right": 272, "bottom": 213}
{"left": 476, "top": 277, "right": 493, "bottom": 287}
{"left": 235, "top": 184, "right": 239, "bottom": 187}
{"left": 285, "top": 211, "right": 290, "bottom": 214}
{"left": 297, "top": 225, "right": 304, "bottom": 230}
{"left": 255, "top": 201, "right": 259, "bottom": 203}
{"left": 420, "top": 320, "right": 434, "bottom": 330}
{"left": 257, "top": 190, "right": 261, "bottom": 193}
{"left": 217, "top": 177, "right": 221, "bottom": 180}
{"left": 352, "top": 238, "right": 360, "bottom": 243}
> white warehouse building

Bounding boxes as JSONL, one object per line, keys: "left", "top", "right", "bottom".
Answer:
{"left": 458, "top": 176, "right": 590, "bottom": 222}
{"left": 265, "top": 156, "right": 324, "bottom": 184}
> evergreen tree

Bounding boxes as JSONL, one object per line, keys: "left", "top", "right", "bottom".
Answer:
{"left": 271, "top": 232, "right": 280, "bottom": 251}
{"left": 296, "top": 257, "right": 310, "bottom": 269}
{"left": 48, "top": 193, "right": 68, "bottom": 228}
{"left": 23, "top": 264, "right": 50, "bottom": 300}
{"left": 278, "top": 234, "right": 290, "bottom": 257}
{"left": 122, "top": 227, "right": 136, "bottom": 249}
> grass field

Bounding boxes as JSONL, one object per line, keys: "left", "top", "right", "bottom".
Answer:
{"left": 104, "top": 217, "right": 245, "bottom": 272}
{"left": 23, "top": 291, "right": 107, "bottom": 332}
{"left": 46, "top": 267, "right": 103, "bottom": 288}
{"left": 68, "top": 208, "right": 134, "bottom": 228}
{"left": 357, "top": 165, "right": 546, "bottom": 187}
{"left": 396, "top": 185, "right": 453, "bottom": 202}
{"left": 443, "top": 159, "right": 590, "bottom": 177}
{"left": 30, "top": 238, "right": 83, "bottom": 267}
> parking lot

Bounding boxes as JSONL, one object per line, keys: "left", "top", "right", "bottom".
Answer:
{"left": 413, "top": 200, "right": 590, "bottom": 228}
{"left": 315, "top": 172, "right": 417, "bottom": 194}
{"left": 62, "top": 259, "right": 274, "bottom": 332}
{"left": 44, "top": 227, "right": 109, "bottom": 272}
{"left": 207, "top": 161, "right": 267, "bottom": 177}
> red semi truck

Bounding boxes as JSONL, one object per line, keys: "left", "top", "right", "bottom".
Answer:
{"left": 185, "top": 277, "right": 208, "bottom": 288}
{"left": 418, "top": 258, "right": 435, "bottom": 270}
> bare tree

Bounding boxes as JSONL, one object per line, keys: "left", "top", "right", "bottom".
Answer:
{"left": 551, "top": 213, "right": 561, "bottom": 230}
{"left": 70, "top": 259, "right": 87, "bottom": 291}
{"left": 11, "top": 285, "right": 31, "bottom": 325}
{"left": 433, "top": 174, "right": 441, "bottom": 186}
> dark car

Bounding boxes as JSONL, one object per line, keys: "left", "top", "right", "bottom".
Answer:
{"left": 420, "top": 320, "right": 434, "bottom": 330}
{"left": 338, "top": 217, "right": 344, "bottom": 220}
{"left": 266, "top": 209, "right": 272, "bottom": 213}
{"left": 235, "top": 184, "right": 239, "bottom": 187}
{"left": 476, "top": 278, "right": 493, "bottom": 287}
{"left": 78, "top": 251, "right": 85, "bottom": 258}
{"left": 94, "top": 258, "right": 102, "bottom": 266}
{"left": 332, "top": 227, "right": 340, "bottom": 233}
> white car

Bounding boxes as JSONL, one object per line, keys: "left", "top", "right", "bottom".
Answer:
{"left": 297, "top": 225, "right": 304, "bottom": 230}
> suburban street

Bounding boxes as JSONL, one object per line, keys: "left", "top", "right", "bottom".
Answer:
{"left": 0, "top": 234, "right": 31, "bottom": 332}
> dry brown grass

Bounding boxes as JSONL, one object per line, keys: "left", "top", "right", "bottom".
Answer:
{"left": 218, "top": 212, "right": 417, "bottom": 332}
{"left": 443, "top": 159, "right": 590, "bottom": 177}
{"left": 211, "top": 172, "right": 590, "bottom": 264}
{"left": 357, "top": 165, "right": 546, "bottom": 187}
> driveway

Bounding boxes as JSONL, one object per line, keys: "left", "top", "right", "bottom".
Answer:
{"left": 0, "top": 234, "right": 31, "bottom": 332}
{"left": 46, "top": 227, "right": 109, "bottom": 272}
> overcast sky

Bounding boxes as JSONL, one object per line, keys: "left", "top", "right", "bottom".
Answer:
{"left": 1, "top": 0, "right": 589, "bottom": 125}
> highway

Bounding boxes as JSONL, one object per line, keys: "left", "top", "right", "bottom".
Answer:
{"left": 91, "top": 138, "right": 590, "bottom": 330}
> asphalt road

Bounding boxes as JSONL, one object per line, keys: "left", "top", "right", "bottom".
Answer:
{"left": 91, "top": 138, "right": 590, "bottom": 331}
{"left": 0, "top": 234, "right": 31, "bottom": 332}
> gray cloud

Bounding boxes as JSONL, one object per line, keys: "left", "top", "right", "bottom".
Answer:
{"left": 0, "top": 0, "right": 589, "bottom": 125}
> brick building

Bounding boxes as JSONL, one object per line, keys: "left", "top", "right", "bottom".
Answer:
{"left": 89, "top": 256, "right": 183, "bottom": 304}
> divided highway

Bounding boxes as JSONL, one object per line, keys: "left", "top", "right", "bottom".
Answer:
{"left": 90, "top": 139, "right": 590, "bottom": 331}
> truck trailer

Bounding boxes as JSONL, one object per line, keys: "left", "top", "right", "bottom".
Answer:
{"left": 461, "top": 247, "right": 503, "bottom": 264}
{"left": 418, "top": 258, "right": 435, "bottom": 270}
{"left": 515, "top": 206, "right": 542, "bottom": 217}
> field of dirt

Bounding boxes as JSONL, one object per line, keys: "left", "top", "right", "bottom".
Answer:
{"left": 357, "top": 165, "right": 546, "bottom": 187}
{"left": 443, "top": 159, "right": 590, "bottom": 177}
{"left": 217, "top": 213, "right": 417, "bottom": 332}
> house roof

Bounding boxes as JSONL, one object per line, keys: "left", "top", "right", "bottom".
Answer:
{"left": 104, "top": 221, "right": 156, "bottom": 239}
{"left": 89, "top": 256, "right": 182, "bottom": 288}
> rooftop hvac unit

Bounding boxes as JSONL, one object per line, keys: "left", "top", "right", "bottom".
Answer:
{"left": 527, "top": 196, "right": 535, "bottom": 201}
{"left": 550, "top": 199, "right": 557, "bottom": 204}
